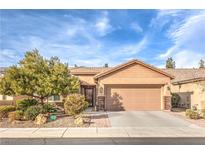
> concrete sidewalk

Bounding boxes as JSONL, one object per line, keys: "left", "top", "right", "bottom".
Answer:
{"left": 1, "top": 126, "right": 205, "bottom": 138}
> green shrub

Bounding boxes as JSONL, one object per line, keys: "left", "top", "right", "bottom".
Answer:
{"left": 41, "top": 104, "right": 57, "bottom": 114}
{"left": 190, "top": 111, "right": 200, "bottom": 120}
{"left": 64, "top": 94, "right": 89, "bottom": 116}
{"left": 185, "top": 109, "right": 192, "bottom": 117}
{"left": 24, "top": 105, "right": 41, "bottom": 120}
{"left": 15, "top": 110, "right": 24, "bottom": 120}
{"left": 171, "top": 93, "right": 180, "bottom": 107}
{"left": 8, "top": 110, "right": 24, "bottom": 121}
{"left": 16, "top": 99, "right": 38, "bottom": 111}
{"left": 0, "top": 105, "right": 16, "bottom": 119}
{"left": 185, "top": 109, "right": 201, "bottom": 120}
{"left": 192, "top": 105, "right": 198, "bottom": 111}
{"left": 23, "top": 103, "right": 58, "bottom": 120}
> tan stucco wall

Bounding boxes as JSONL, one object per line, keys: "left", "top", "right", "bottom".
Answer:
{"left": 171, "top": 81, "right": 205, "bottom": 110}
{"left": 96, "top": 63, "right": 171, "bottom": 110}
{"left": 74, "top": 74, "right": 96, "bottom": 85}
{"left": 98, "top": 63, "right": 170, "bottom": 85}
{"left": 0, "top": 95, "right": 13, "bottom": 100}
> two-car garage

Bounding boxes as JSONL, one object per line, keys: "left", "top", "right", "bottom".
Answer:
{"left": 94, "top": 60, "right": 173, "bottom": 111}
{"left": 105, "top": 85, "right": 162, "bottom": 111}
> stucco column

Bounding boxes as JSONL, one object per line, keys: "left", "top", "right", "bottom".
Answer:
{"left": 163, "top": 83, "right": 171, "bottom": 110}
{"left": 96, "top": 80, "right": 105, "bottom": 110}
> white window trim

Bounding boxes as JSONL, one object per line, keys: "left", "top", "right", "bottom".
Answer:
{"left": 47, "top": 95, "right": 62, "bottom": 102}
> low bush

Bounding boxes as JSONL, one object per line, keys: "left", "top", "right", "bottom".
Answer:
{"left": 185, "top": 109, "right": 192, "bottom": 117}
{"left": 64, "top": 94, "right": 89, "bottom": 116}
{"left": 16, "top": 99, "right": 38, "bottom": 111}
{"left": 185, "top": 109, "right": 201, "bottom": 120}
{"left": 0, "top": 105, "right": 16, "bottom": 119}
{"left": 190, "top": 111, "right": 200, "bottom": 120}
{"left": 171, "top": 93, "right": 180, "bottom": 108}
{"left": 15, "top": 110, "right": 24, "bottom": 120}
{"left": 21, "top": 103, "right": 58, "bottom": 121}
{"left": 41, "top": 104, "right": 57, "bottom": 114}
{"left": 24, "top": 105, "right": 41, "bottom": 120}
{"left": 192, "top": 105, "right": 198, "bottom": 111}
{"left": 8, "top": 110, "right": 24, "bottom": 121}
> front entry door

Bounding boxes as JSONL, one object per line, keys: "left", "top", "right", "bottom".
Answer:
{"left": 85, "top": 88, "right": 94, "bottom": 107}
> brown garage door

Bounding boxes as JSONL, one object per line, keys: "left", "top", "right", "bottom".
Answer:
{"left": 105, "top": 85, "right": 161, "bottom": 111}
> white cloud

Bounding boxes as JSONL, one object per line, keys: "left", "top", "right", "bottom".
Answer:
{"left": 0, "top": 49, "right": 18, "bottom": 60}
{"left": 1, "top": 12, "right": 114, "bottom": 67}
{"left": 108, "top": 36, "right": 148, "bottom": 60}
{"left": 4, "top": 10, "right": 204, "bottom": 68}
{"left": 28, "top": 36, "right": 44, "bottom": 49}
{"left": 95, "top": 13, "right": 113, "bottom": 36}
{"left": 120, "top": 36, "right": 148, "bottom": 55}
{"left": 157, "top": 10, "right": 205, "bottom": 67}
{"left": 1, "top": 10, "right": 149, "bottom": 67}
{"left": 157, "top": 10, "right": 183, "bottom": 17}
{"left": 66, "top": 27, "right": 78, "bottom": 37}
{"left": 130, "top": 23, "right": 143, "bottom": 33}
{"left": 168, "top": 11, "right": 205, "bottom": 46}
{"left": 159, "top": 46, "right": 177, "bottom": 59}
{"left": 74, "top": 59, "right": 105, "bottom": 66}
{"left": 0, "top": 49, "right": 23, "bottom": 66}
{"left": 150, "top": 10, "right": 183, "bottom": 29}
{"left": 67, "top": 36, "right": 149, "bottom": 66}
{"left": 174, "top": 50, "right": 205, "bottom": 68}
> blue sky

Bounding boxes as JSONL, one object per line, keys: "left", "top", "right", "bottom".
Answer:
{"left": 0, "top": 9, "right": 205, "bottom": 68}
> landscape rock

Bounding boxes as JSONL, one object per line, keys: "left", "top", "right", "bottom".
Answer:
{"left": 34, "top": 114, "right": 47, "bottom": 125}
{"left": 74, "top": 115, "right": 84, "bottom": 126}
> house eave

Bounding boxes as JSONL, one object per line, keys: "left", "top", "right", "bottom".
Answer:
{"left": 172, "top": 77, "right": 205, "bottom": 85}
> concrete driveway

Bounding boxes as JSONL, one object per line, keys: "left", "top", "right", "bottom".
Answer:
{"left": 108, "top": 111, "right": 196, "bottom": 127}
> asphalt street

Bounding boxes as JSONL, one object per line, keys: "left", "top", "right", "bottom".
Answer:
{"left": 1, "top": 137, "right": 205, "bottom": 145}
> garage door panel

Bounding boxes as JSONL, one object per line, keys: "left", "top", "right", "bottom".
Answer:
{"left": 106, "top": 85, "right": 161, "bottom": 111}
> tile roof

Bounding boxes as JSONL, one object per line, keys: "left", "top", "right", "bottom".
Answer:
{"left": 1, "top": 66, "right": 205, "bottom": 83}
{"left": 163, "top": 68, "right": 205, "bottom": 83}
{"left": 71, "top": 67, "right": 205, "bottom": 83}
{"left": 94, "top": 59, "right": 175, "bottom": 79}
{"left": 69, "top": 67, "right": 112, "bottom": 74}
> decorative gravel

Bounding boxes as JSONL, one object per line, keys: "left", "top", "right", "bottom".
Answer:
{"left": 166, "top": 110, "right": 205, "bottom": 128}
{"left": 90, "top": 113, "right": 111, "bottom": 127}
{"left": 0, "top": 113, "right": 111, "bottom": 128}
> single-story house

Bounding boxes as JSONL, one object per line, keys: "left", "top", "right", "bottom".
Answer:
{"left": 1, "top": 59, "right": 205, "bottom": 111}
{"left": 69, "top": 59, "right": 174, "bottom": 111}
{"left": 163, "top": 69, "right": 205, "bottom": 110}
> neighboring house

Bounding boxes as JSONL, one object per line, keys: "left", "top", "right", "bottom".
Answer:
{"left": 0, "top": 95, "right": 14, "bottom": 105}
{"left": 1, "top": 59, "right": 205, "bottom": 111}
{"left": 164, "top": 69, "right": 205, "bottom": 110}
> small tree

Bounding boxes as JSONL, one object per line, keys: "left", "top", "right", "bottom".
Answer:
{"left": 0, "top": 49, "right": 80, "bottom": 103}
{"left": 68, "top": 76, "right": 80, "bottom": 93}
{"left": 199, "top": 59, "right": 205, "bottom": 68}
{"left": 166, "top": 57, "right": 176, "bottom": 69}
{"left": 104, "top": 63, "right": 108, "bottom": 67}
